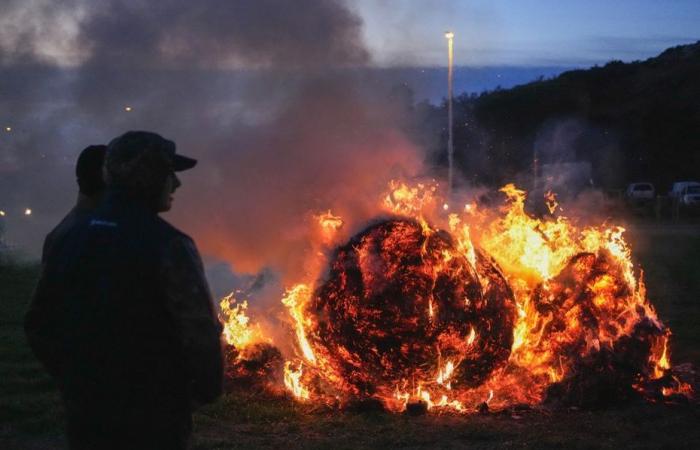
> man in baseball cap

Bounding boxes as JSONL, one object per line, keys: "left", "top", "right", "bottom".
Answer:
{"left": 104, "top": 130, "right": 198, "bottom": 212}
{"left": 26, "top": 131, "right": 222, "bottom": 449}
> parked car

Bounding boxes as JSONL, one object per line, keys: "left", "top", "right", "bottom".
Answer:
{"left": 679, "top": 184, "right": 700, "bottom": 207}
{"left": 625, "top": 182, "right": 655, "bottom": 203}
{"left": 669, "top": 181, "right": 700, "bottom": 199}
{"left": 669, "top": 181, "right": 700, "bottom": 219}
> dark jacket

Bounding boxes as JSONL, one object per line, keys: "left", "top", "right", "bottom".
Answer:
{"left": 25, "top": 190, "right": 223, "bottom": 441}
{"left": 40, "top": 205, "right": 91, "bottom": 267}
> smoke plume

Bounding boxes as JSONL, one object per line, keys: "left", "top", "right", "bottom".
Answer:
{"left": 0, "top": 1, "right": 424, "bottom": 292}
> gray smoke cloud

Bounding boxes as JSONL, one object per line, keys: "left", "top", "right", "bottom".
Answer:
{"left": 0, "top": 1, "right": 425, "bottom": 295}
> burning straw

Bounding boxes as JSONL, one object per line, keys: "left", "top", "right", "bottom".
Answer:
{"left": 219, "top": 181, "right": 694, "bottom": 413}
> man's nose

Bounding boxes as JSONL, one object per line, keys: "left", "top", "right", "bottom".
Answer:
{"left": 173, "top": 173, "right": 182, "bottom": 190}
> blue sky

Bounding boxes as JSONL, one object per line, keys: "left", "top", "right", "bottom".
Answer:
{"left": 354, "top": 0, "right": 700, "bottom": 66}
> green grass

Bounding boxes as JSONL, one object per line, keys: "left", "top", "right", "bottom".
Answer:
{"left": 630, "top": 230, "right": 700, "bottom": 365}
{"left": 1, "top": 228, "right": 699, "bottom": 449}
{"left": 0, "top": 263, "right": 66, "bottom": 449}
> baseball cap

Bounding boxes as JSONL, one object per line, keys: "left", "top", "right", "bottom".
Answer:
{"left": 107, "top": 131, "right": 197, "bottom": 172}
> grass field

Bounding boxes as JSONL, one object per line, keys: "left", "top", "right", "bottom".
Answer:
{"left": 1, "top": 226, "right": 699, "bottom": 449}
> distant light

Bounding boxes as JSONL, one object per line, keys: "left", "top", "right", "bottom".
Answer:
{"left": 0, "top": 210, "right": 5, "bottom": 216}
{"left": 4, "top": 126, "right": 11, "bottom": 132}
{"left": 24, "top": 208, "right": 32, "bottom": 216}
{"left": 443, "top": 203, "right": 449, "bottom": 211}
{"left": 444, "top": 31, "right": 454, "bottom": 40}
{"left": 124, "top": 106, "right": 132, "bottom": 112}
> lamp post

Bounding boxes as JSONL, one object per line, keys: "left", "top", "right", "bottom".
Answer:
{"left": 445, "top": 31, "right": 454, "bottom": 199}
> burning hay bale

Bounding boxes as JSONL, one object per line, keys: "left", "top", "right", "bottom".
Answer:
{"left": 533, "top": 251, "right": 670, "bottom": 407}
{"left": 304, "top": 219, "right": 516, "bottom": 403}
{"left": 224, "top": 343, "right": 283, "bottom": 389}
{"left": 219, "top": 182, "right": 694, "bottom": 413}
{"left": 219, "top": 295, "right": 284, "bottom": 390}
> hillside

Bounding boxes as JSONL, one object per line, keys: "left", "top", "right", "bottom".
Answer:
{"left": 441, "top": 41, "right": 700, "bottom": 190}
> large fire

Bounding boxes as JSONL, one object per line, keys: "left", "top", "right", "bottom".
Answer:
{"left": 218, "top": 181, "right": 692, "bottom": 413}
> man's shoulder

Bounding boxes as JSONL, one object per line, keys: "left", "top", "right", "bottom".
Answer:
{"left": 153, "top": 216, "right": 195, "bottom": 246}
{"left": 42, "top": 208, "right": 92, "bottom": 261}
{"left": 155, "top": 217, "right": 206, "bottom": 275}
{"left": 49, "top": 208, "right": 90, "bottom": 238}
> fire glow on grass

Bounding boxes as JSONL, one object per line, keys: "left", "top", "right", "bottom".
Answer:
{"left": 218, "top": 181, "right": 692, "bottom": 413}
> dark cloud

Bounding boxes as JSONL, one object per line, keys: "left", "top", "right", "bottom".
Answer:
{"left": 78, "top": 0, "right": 368, "bottom": 69}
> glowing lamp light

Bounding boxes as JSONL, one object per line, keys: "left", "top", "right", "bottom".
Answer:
{"left": 443, "top": 203, "right": 449, "bottom": 211}
{"left": 24, "top": 208, "right": 32, "bottom": 216}
{"left": 445, "top": 31, "right": 454, "bottom": 40}
{"left": 4, "top": 126, "right": 11, "bottom": 132}
{"left": 0, "top": 210, "right": 5, "bottom": 216}
{"left": 124, "top": 106, "right": 132, "bottom": 112}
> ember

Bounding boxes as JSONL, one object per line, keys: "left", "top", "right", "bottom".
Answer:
{"left": 306, "top": 219, "right": 515, "bottom": 403}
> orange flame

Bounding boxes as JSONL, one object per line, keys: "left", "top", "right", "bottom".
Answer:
{"left": 316, "top": 209, "right": 344, "bottom": 243}
{"left": 544, "top": 190, "right": 559, "bottom": 214}
{"left": 281, "top": 284, "right": 316, "bottom": 364}
{"left": 219, "top": 293, "right": 265, "bottom": 353}
{"left": 284, "top": 361, "right": 310, "bottom": 400}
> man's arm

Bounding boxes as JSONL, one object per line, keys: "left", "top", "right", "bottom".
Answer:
{"left": 160, "top": 234, "right": 224, "bottom": 406}
{"left": 25, "top": 236, "right": 64, "bottom": 379}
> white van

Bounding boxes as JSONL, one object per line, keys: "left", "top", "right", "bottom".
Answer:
{"left": 679, "top": 184, "right": 700, "bottom": 207}
{"left": 669, "top": 181, "right": 700, "bottom": 199}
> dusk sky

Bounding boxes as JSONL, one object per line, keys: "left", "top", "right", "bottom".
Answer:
{"left": 355, "top": 0, "right": 700, "bottom": 66}
{"left": 2, "top": 0, "right": 698, "bottom": 69}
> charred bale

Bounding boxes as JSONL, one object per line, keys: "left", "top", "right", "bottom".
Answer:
{"left": 306, "top": 219, "right": 516, "bottom": 398}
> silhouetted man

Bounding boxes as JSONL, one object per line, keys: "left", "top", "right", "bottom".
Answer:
{"left": 25, "top": 131, "right": 223, "bottom": 450}
{"left": 41, "top": 144, "right": 107, "bottom": 264}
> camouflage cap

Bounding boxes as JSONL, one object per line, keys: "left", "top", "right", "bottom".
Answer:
{"left": 105, "top": 131, "right": 196, "bottom": 191}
